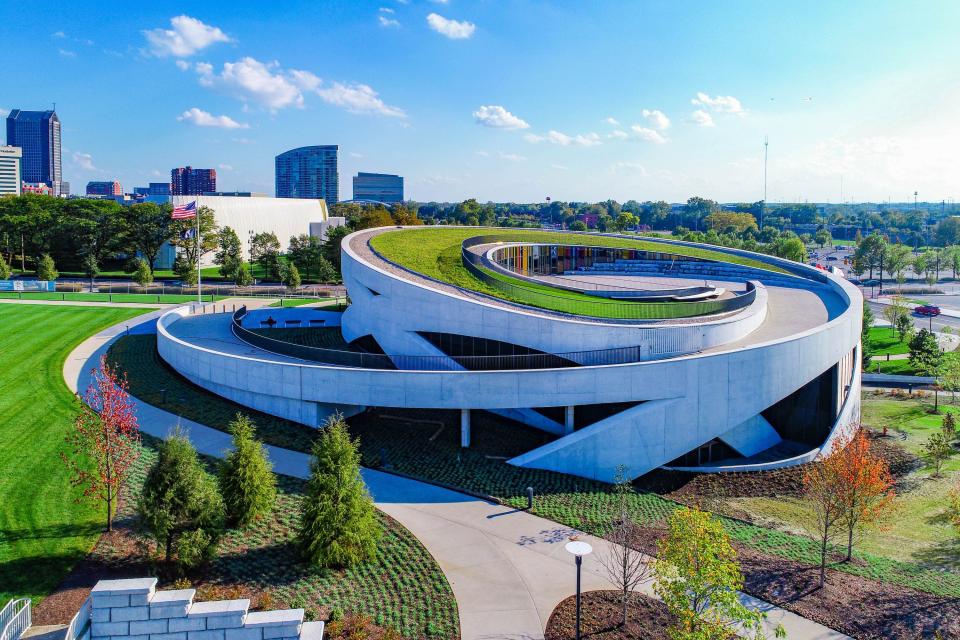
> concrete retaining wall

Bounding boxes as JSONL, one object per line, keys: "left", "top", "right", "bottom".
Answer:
{"left": 86, "top": 578, "right": 323, "bottom": 640}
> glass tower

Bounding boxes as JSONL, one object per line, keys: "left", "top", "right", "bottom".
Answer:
{"left": 5, "top": 109, "right": 61, "bottom": 190}
{"left": 275, "top": 145, "right": 338, "bottom": 202}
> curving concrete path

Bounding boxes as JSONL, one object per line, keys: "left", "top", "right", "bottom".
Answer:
{"left": 63, "top": 307, "right": 849, "bottom": 640}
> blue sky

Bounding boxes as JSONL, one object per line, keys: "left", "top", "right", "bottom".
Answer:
{"left": 4, "top": 0, "right": 960, "bottom": 203}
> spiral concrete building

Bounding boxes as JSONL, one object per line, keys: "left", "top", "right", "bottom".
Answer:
{"left": 157, "top": 226, "right": 862, "bottom": 482}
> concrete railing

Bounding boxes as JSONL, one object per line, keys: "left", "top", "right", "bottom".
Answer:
{"left": 80, "top": 578, "right": 324, "bottom": 640}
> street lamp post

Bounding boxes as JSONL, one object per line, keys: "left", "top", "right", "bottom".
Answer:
{"left": 565, "top": 540, "right": 593, "bottom": 640}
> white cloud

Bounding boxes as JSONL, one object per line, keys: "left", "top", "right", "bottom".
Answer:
{"left": 499, "top": 152, "right": 526, "bottom": 162}
{"left": 178, "top": 107, "right": 249, "bottom": 129}
{"left": 641, "top": 109, "right": 670, "bottom": 130}
{"left": 604, "top": 117, "right": 620, "bottom": 126}
{"left": 349, "top": 152, "right": 364, "bottom": 158}
{"left": 58, "top": 49, "right": 76, "bottom": 58}
{"left": 72, "top": 152, "right": 97, "bottom": 171}
{"left": 315, "top": 82, "right": 405, "bottom": 117}
{"left": 607, "top": 130, "right": 628, "bottom": 140}
{"left": 378, "top": 15, "right": 400, "bottom": 27}
{"left": 0, "top": 108, "right": 8, "bottom": 118}
{"left": 218, "top": 163, "right": 234, "bottom": 171}
{"left": 550, "top": 164, "right": 569, "bottom": 171}
{"left": 690, "top": 109, "right": 714, "bottom": 127}
{"left": 431, "top": 0, "right": 450, "bottom": 3}
{"left": 144, "top": 15, "right": 231, "bottom": 57}
{"left": 175, "top": 60, "right": 190, "bottom": 70}
{"left": 195, "top": 57, "right": 304, "bottom": 110}
{"left": 379, "top": 7, "right": 395, "bottom": 12}
{"left": 691, "top": 92, "right": 744, "bottom": 114}
{"left": 630, "top": 125, "right": 667, "bottom": 144}
{"left": 427, "top": 13, "right": 475, "bottom": 39}
{"left": 231, "top": 137, "right": 256, "bottom": 144}
{"left": 610, "top": 161, "right": 649, "bottom": 176}
{"left": 475, "top": 150, "right": 491, "bottom": 157}
{"left": 525, "top": 130, "right": 601, "bottom": 147}
{"left": 473, "top": 105, "right": 529, "bottom": 130}
{"left": 51, "top": 31, "right": 66, "bottom": 38}
{"left": 194, "top": 57, "right": 404, "bottom": 117}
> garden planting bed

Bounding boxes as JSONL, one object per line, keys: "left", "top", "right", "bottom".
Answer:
{"left": 106, "top": 338, "right": 960, "bottom": 638}
{"left": 544, "top": 590, "right": 674, "bottom": 640}
{"left": 33, "top": 436, "right": 459, "bottom": 640}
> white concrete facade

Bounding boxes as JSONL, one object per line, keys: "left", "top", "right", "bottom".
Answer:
{"left": 0, "top": 146, "right": 22, "bottom": 195}
{"left": 156, "top": 195, "right": 329, "bottom": 269}
{"left": 157, "top": 228, "right": 862, "bottom": 481}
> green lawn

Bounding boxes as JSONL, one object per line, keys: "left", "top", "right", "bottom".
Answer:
{"left": 866, "top": 325, "right": 910, "bottom": 355}
{"left": 369, "top": 228, "right": 783, "bottom": 319}
{"left": 0, "top": 292, "right": 228, "bottom": 304}
{"left": 0, "top": 304, "right": 146, "bottom": 603}
{"left": 730, "top": 393, "right": 960, "bottom": 568}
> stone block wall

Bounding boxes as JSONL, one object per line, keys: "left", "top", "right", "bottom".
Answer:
{"left": 86, "top": 579, "right": 323, "bottom": 640}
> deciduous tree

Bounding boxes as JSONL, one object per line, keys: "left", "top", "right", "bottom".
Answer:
{"left": 215, "top": 226, "right": 243, "bottom": 280}
{"left": 832, "top": 431, "right": 896, "bottom": 562}
{"left": 803, "top": 454, "right": 846, "bottom": 588}
{"left": 922, "top": 430, "right": 953, "bottom": 478}
{"left": 37, "top": 253, "right": 57, "bottom": 280}
{"left": 654, "top": 507, "right": 777, "bottom": 639}
{"left": 133, "top": 258, "right": 154, "bottom": 287}
{"left": 61, "top": 356, "right": 141, "bottom": 531}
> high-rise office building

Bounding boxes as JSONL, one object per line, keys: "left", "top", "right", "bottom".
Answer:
{"left": 86, "top": 180, "right": 122, "bottom": 196}
{"left": 0, "top": 146, "right": 22, "bottom": 195}
{"left": 5, "top": 109, "right": 63, "bottom": 195}
{"left": 171, "top": 167, "right": 216, "bottom": 196}
{"left": 275, "top": 145, "right": 338, "bottom": 202}
{"left": 148, "top": 182, "right": 171, "bottom": 196}
{"left": 352, "top": 172, "right": 403, "bottom": 203}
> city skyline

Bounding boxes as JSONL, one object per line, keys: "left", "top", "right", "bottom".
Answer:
{"left": 3, "top": 1, "right": 960, "bottom": 204}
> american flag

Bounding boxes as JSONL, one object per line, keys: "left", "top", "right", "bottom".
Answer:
{"left": 171, "top": 201, "right": 197, "bottom": 219}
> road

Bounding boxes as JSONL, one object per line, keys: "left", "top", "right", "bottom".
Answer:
{"left": 867, "top": 299, "right": 960, "bottom": 332}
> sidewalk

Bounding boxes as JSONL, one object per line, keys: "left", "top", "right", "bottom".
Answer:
{"left": 64, "top": 310, "right": 849, "bottom": 640}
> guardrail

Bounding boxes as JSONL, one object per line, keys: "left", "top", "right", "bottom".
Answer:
{"left": 460, "top": 235, "right": 757, "bottom": 320}
{"left": 0, "top": 599, "right": 30, "bottom": 640}
{"left": 63, "top": 597, "right": 91, "bottom": 640}
{"left": 229, "top": 307, "right": 697, "bottom": 371}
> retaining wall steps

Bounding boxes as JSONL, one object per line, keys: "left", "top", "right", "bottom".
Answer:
{"left": 87, "top": 579, "right": 323, "bottom": 640}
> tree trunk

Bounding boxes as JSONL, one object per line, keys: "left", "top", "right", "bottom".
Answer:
{"left": 106, "top": 491, "right": 113, "bottom": 532}
{"left": 846, "top": 524, "right": 853, "bottom": 562}
{"left": 819, "top": 533, "right": 828, "bottom": 588}
{"left": 165, "top": 533, "right": 173, "bottom": 563}
{"left": 622, "top": 588, "right": 628, "bottom": 626}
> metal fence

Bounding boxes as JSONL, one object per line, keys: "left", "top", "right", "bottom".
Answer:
{"left": 0, "top": 283, "right": 344, "bottom": 304}
{"left": 63, "top": 597, "right": 91, "bottom": 640}
{"left": 0, "top": 599, "right": 30, "bottom": 640}
{"left": 459, "top": 235, "right": 757, "bottom": 320}
{"left": 230, "top": 307, "right": 696, "bottom": 371}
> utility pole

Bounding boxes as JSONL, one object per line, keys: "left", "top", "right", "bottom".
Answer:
{"left": 762, "top": 136, "right": 768, "bottom": 230}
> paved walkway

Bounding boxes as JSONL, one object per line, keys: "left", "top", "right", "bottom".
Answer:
{"left": 63, "top": 310, "right": 849, "bottom": 640}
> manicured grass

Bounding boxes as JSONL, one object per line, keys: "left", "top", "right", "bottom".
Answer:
{"left": 0, "top": 304, "right": 147, "bottom": 604}
{"left": 867, "top": 358, "right": 919, "bottom": 376}
{"left": 0, "top": 292, "right": 228, "bottom": 304}
{"left": 266, "top": 298, "right": 345, "bottom": 308}
{"left": 730, "top": 392, "right": 960, "bottom": 568}
{"left": 107, "top": 439, "right": 459, "bottom": 638}
{"left": 370, "top": 228, "right": 780, "bottom": 319}
{"left": 866, "top": 325, "right": 910, "bottom": 356}
{"left": 107, "top": 337, "right": 960, "bottom": 599}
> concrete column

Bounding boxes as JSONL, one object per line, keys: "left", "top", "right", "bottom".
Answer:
{"left": 564, "top": 405, "right": 575, "bottom": 435}
{"left": 461, "top": 408, "right": 471, "bottom": 448}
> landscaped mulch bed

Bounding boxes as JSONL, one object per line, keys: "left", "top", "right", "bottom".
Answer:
{"left": 544, "top": 590, "right": 674, "bottom": 640}
{"left": 34, "top": 436, "right": 459, "bottom": 640}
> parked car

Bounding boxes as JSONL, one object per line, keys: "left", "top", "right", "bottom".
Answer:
{"left": 915, "top": 305, "right": 941, "bottom": 317}
{"left": 826, "top": 256, "right": 838, "bottom": 261}
{"left": 861, "top": 279, "right": 880, "bottom": 287}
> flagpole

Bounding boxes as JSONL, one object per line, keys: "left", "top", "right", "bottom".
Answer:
{"left": 196, "top": 204, "right": 201, "bottom": 306}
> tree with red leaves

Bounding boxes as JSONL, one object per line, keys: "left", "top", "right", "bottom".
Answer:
{"left": 832, "top": 430, "right": 896, "bottom": 562}
{"left": 61, "top": 355, "right": 141, "bottom": 531}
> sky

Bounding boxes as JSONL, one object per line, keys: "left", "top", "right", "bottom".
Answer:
{"left": 3, "top": 0, "right": 960, "bottom": 204}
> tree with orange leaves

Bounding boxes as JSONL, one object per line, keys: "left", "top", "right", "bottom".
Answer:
{"left": 831, "top": 430, "right": 896, "bottom": 562}
{"left": 802, "top": 450, "right": 845, "bottom": 589}
{"left": 61, "top": 355, "right": 141, "bottom": 531}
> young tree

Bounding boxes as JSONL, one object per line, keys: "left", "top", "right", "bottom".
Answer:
{"left": 138, "top": 428, "right": 224, "bottom": 567}
{"left": 322, "top": 225, "right": 350, "bottom": 274}
{"left": 942, "top": 358, "right": 960, "bottom": 404}
{"left": 654, "top": 507, "right": 775, "bottom": 639}
{"left": 37, "top": 253, "right": 58, "bottom": 280}
{"left": 922, "top": 430, "right": 953, "bottom": 478}
{"left": 285, "top": 262, "right": 301, "bottom": 291}
{"left": 599, "top": 466, "right": 652, "bottom": 626}
{"left": 61, "top": 356, "right": 141, "bottom": 531}
{"left": 250, "top": 231, "right": 281, "bottom": 280}
{"left": 909, "top": 329, "right": 944, "bottom": 398}
{"left": 234, "top": 260, "right": 254, "bottom": 287}
{"left": 883, "top": 296, "right": 909, "bottom": 339}
{"left": 815, "top": 228, "right": 832, "bottom": 248}
{"left": 832, "top": 431, "right": 896, "bottom": 562}
{"left": 133, "top": 258, "right": 154, "bottom": 287}
{"left": 82, "top": 253, "right": 99, "bottom": 290}
{"left": 942, "top": 411, "right": 957, "bottom": 440}
{"left": 0, "top": 253, "right": 10, "bottom": 280}
{"left": 215, "top": 226, "right": 243, "bottom": 280}
{"left": 803, "top": 455, "right": 845, "bottom": 588}
{"left": 218, "top": 414, "right": 277, "bottom": 528}
{"left": 298, "top": 414, "right": 380, "bottom": 568}
{"left": 315, "top": 255, "right": 338, "bottom": 284}
{"left": 895, "top": 312, "right": 914, "bottom": 344}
